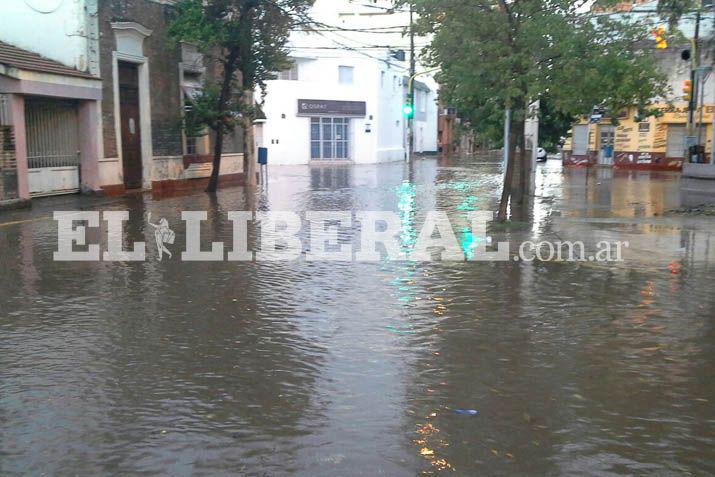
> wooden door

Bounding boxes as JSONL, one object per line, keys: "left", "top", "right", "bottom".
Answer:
{"left": 119, "top": 63, "right": 143, "bottom": 189}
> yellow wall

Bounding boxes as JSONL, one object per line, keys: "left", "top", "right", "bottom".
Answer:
{"left": 564, "top": 103, "right": 714, "bottom": 154}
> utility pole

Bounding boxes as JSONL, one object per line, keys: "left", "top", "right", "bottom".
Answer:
{"left": 712, "top": 0, "right": 715, "bottom": 164}
{"left": 687, "top": 9, "right": 701, "bottom": 137}
{"left": 696, "top": 68, "right": 711, "bottom": 153}
{"left": 407, "top": 4, "right": 416, "bottom": 161}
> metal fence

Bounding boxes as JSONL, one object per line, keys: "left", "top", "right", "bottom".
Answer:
{"left": 0, "top": 94, "right": 11, "bottom": 126}
{"left": 0, "top": 125, "right": 18, "bottom": 200}
{"left": 25, "top": 98, "right": 80, "bottom": 169}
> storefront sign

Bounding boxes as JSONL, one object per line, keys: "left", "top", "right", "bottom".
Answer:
{"left": 298, "top": 99, "right": 367, "bottom": 117}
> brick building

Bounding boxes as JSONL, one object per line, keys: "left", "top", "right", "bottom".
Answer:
{"left": 97, "top": 0, "right": 245, "bottom": 195}
{"left": 0, "top": 0, "right": 245, "bottom": 203}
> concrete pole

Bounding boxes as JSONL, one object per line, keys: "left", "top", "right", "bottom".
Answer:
{"left": 503, "top": 108, "right": 510, "bottom": 168}
{"left": 407, "top": 5, "right": 415, "bottom": 161}
{"left": 696, "top": 70, "right": 708, "bottom": 154}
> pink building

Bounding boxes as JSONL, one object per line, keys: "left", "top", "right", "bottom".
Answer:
{"left": 0, "top": 41, "right": 103, "bottom": 203}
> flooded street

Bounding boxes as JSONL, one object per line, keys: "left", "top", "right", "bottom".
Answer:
{"left": 1, "top": 157, "right": 714, "bottom": 476}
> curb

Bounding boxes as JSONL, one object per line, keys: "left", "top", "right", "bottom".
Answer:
{"left": 0, "top": 198, "right": 32, "bottom": 211}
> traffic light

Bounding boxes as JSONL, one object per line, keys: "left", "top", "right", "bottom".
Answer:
{"left": 682, "top": 79, "right": 693, "bottom": 102}
{"left": 652, "top": 27, "right": 668, "bottom": 49}
{"left": 403, "top": 102, "right": 414, "bottom": 118}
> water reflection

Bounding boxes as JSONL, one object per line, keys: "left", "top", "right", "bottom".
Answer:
{"left": 1, "top": 158, "right": 714, "bottom": 475}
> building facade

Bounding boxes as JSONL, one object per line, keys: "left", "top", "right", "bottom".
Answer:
{"left": 0, "top": 0, "right": 245, "bottom": 203}
{"left": 257, "top": 0, "right": 438, "bottom": 165}
{"left": 563, "top": 1, "right": 714, "bottom": 170}
{"left": 96, "top": 0, "right": 246, "bottom": 195}
{"left": 0, "top": 0, "right": 102, "bottom": 200}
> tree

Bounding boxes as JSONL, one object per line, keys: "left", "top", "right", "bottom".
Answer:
{"left": 170, "top": 0, "right": 314, "bottom": 192}
{"left": 403, "top": 0, "right": 670, "bottom": 220}
{"left": 538, "top": 98, "right": 576, "bottom": 153}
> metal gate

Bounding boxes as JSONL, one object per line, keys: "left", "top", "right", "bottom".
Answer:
{"left": 0, "top": 94, "right": 19, "bottom": 201}
{"left": 25, "top": 98, "right": 80, "bottom": 197}
{"left": 572, "top": 125, "right": 589, "bottom": 156}
{"left": 598, "top": 125, "right": 615, "bottom": 165}
{"left": 666, "top": 125, "right": 686, "bottom": 158}
{"left": 310, "top": 117, "right": 350, "bottom": 160}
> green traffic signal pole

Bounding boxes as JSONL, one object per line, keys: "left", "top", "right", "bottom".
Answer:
{"left": 406, "top": 67, "right": 440, "bottom": 161}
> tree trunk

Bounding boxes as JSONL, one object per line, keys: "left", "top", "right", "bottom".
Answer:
{"left": 206, "top": 56, "right": 238, "bottom": 193}
{"left": 206, "top": 131, "right": 224, "bottom": 193}
{"left": 241, "top": 91, "right": 257, "bottom": 187}
{"left": 497, "top": 153, "right": 514, "bottom": 222}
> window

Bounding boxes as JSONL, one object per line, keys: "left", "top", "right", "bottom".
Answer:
{"left": 418, "top": 91, "right": 427, "bottom": 113}
{"left": 278, "top": 63, "right": 298, "bottom": 80}
{"left": 182, "top": 69, "right": 204, "bottom": 156}
{"left": 186, "top": 136, "right": 197, "bottom": 155}
{"left": 339, "top": 66, "right": 354, "bottom": 84}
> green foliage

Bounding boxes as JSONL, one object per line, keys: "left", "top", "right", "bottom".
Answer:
{"left": 403, "top": 0, "right": 671, "bottom": 138}
{"left": 538, "top": 99, "right": 575, "bottom": 152}
{"left": 655, "top": 0, "right": 700, "bottom": 29}
{"left": 170, "top": 0, "right": 314, "bottom": 135}
{"left": 183, "top": 84, "right": 236, "bottom": 137}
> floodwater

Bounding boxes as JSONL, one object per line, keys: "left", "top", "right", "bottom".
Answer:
{"left": 1, "top": 157, "right": 714, "bottom": 476}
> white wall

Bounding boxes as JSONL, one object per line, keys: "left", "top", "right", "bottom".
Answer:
{"left": 375, "top": 64, "right": 407, "bottom": 162}
{"left": 0, "top": 0, "right": 92, "bottom": 72}
{"left": 608, "top": 0, "right": 714, "bottom": 106}
{"left": 413, "top": 87, "right": 438, "bottom": 153}
{"left": 657, "top": 47, "right": 715, "bottom": 105}
{"left": 258, "top": 0, "right": 440, "bottom": 164}
{"left": 261, "top": 53, "right": 409, "bottom": 164}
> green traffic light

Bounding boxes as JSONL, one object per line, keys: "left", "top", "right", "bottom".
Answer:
{"left": 403, "top": 104, "right": 414, "bottom": 117}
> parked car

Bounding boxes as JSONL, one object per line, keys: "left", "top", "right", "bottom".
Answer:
{"left": 537, "top": 147, "right": 548, "bottom": 162}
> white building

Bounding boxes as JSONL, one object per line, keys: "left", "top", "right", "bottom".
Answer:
{"left": 257, "top": 0, "right": 438, "bottom": 165}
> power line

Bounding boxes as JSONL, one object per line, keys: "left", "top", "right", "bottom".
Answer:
{"left": 267, "top": 0, "right": 421, "bottom": 68}
{"left": 349, "top": 2, "right": 411, "bottom": 14}
{"left": 292, "top": 25, "right": 410, "bottom": 32}
{"left": 289, "top": 45, "right": 429, "bottom": 50}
